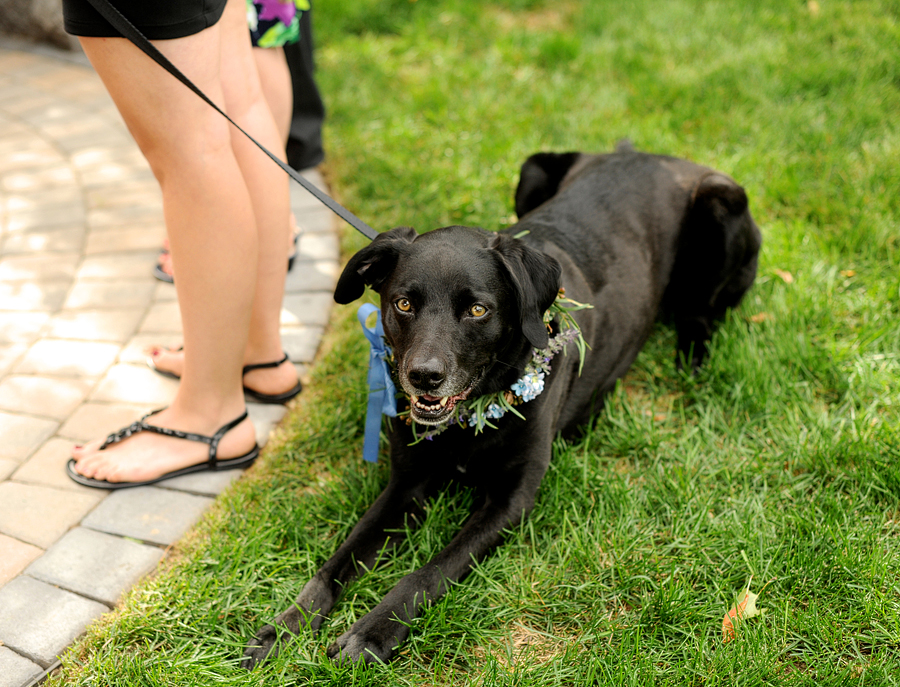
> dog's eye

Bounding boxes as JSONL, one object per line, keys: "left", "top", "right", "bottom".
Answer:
{"left": 395, "top": 298, "right": 412, "bottom": 313}
{"left": 469, "top": 304, "right": 487, "bottom": 318}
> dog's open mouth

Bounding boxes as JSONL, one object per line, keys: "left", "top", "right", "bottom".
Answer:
{"left": 409, "top": 388, "right": 472, "bottom": 426}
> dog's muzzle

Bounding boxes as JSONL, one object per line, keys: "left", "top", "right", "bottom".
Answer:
{"left": 409, "top": 390, "right": 464, "bottom": 425}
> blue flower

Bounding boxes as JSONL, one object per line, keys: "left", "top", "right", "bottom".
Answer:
{"left": 511, "top": 372, "right": 545, "bottom": 402}
{"left": 485, "top": 403, "right": 505, "bottom": 419}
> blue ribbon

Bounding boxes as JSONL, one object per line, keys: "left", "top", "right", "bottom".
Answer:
{"left": 358, "top": 304, "right": 398, "bottom": 462}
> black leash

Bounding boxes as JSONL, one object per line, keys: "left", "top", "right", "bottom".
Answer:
{"left": 83, "top": 0, "right": 379, "bottom": 241}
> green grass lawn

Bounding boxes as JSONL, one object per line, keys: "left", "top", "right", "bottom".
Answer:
{"left": 52, "top": 1, "right": 900, "bottom": 684}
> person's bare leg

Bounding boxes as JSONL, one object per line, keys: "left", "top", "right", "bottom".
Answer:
{"left": 71, "top": 10, "right": 256, "bottom": 482}
{"left": 149, "top": 36, "right": 298, "bottom": 395}
{"left": 220, "top": 7, "right": 296, "bottom": 395}
{"left": 254, "top": 45, "right": 303, "bottom": 266}
{"left": 254, "top": 46, "right": 292, "bottom": 142}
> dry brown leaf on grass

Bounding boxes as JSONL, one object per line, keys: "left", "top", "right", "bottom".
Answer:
{"left": 722, "top": 576, "right": 772, "bottom": 642}
{"left": 750, "top": 312, "right": 771, "bottom": 323}
{"left": 774, "top": 269, "right": 794, "bottom": 284}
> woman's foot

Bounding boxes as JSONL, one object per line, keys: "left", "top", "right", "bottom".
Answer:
{"left": 69, "top": 406, "right": 256, "bottom": 485}
{"left": 148, "top": 346, "right": 300, "bottom": 398}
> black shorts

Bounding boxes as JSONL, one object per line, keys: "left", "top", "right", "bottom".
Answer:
{"left": 62, "top": 0, "right": 228, "bottom": 40}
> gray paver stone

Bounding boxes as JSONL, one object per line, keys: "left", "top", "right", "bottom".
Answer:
{"left": 160, "top": 468, "right": 245, "bottom": 497}
{"left": 296, "top": 229, "right": 339, "bottom": 260}
{"left": 0, "top": 412, "right": 57, "bottom": 462}
{"left": 48, "top": 309, "right": 144, "bottom": 343}
{"left": 0, "top": 253, "right": 79, "bottom": 282}
{"left": 280, "top": 326, "right": 324, "bottom": 364}
{"left": 1, "top": 167, "right": 76, "bottom": 193}
{"left": 5, "top": 204, "right": 85, "bottom": 232}
{"left": 284, "top": 260, "right": 339, "bottom": 293}
{"left": 0, "top": 481, "right": 103, "bottom": 548}
{"left": 0, "top": 459, "right": 16, "bottom": 480}
{"left": 11, "top": 437, "right": 106, "bottom": 494}
{"left": 1, "top": 225, "right": 85, "bottom": 254}
{"left": 84, "top": 225, "right": 166, "bottom": 255}
{"left": 294, "top": 206, "right": 336, "bottom": 235}
{"left": 247, "top": 402, "right": 288, "bottom": 447}
{"left": 0, "top": 533, "right": 43, "bottom": 587}
{"left": 152, "top": 281, "right": 177, "bottom": 302}
{"left": 0, "top": 281, "right": 69, "bottom": 311}
{"left": 281, "top": 292, "right": 334, "bottom": 327}
{"left": 138, "top": 301, "right": 181, "bottom": 334}
{"left": 0, "top": 312, "right": 50, "bottom": 345}
{"left": 289, "top": 175, "right": 328, "bottom": 211}
{"left": 90, "top": 363, "right": 178, "bottom": 404}
{"left": 0, "top": 343, "right": 27, "bottom": 376}
{"left": 64, "top": 280, "right": 157, "bottom": 310}
{"left": 4, "top": 187, "right": 81, "bottom": 212}
{"left": 0, "top": 647, "right": 43, "bottom": 687}
{"left": 76, "top": 252, "right": 158, "bottom": 280}
{"left": 0, "top": 375, "right": 95, "bottom": 421}
{"left": 0, "top": 576, "right": 108, "bottom": 668}
{"left": 13, "top": 339, "right": 121, "bottom": 377}
{"left": 84, "top": 181, "right": 160, "bottom": 208}
{"left": 26, "top": 527, "right": 163, "bottom": 606}
{"left": 81, "top": 486, "right": 213, "bottom": 546}
{"left": 86, "top": 204, "right": 161, "bottom": 229}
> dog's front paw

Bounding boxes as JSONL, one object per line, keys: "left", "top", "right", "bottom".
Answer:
{"left": 242, "top": 621, "right": 283, "bottom": 670}
{"left": 326, "top": 616, "right": 406, "bottom": 665}
{"left": 242, "top": 578, "right": 334, "bottom": 670}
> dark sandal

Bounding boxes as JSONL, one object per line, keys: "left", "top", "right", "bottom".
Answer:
{"left": 287, "top": 228, "right": 300, "bottom": 272}
{"left": 148, "top": 349, "right": 302, "bottom": 405}
{"left": 153, "top": 248, "right": 174, "bottom": 284}
{"left": 65, "top": 409, "right": 259, "bottom": 490}
{"left": 242, "top": 353, "right": 303, "bottom": 404}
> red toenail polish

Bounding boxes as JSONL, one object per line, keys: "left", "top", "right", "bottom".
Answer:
{"left": 74, "top": 444, "right": 83, "bottom": 449}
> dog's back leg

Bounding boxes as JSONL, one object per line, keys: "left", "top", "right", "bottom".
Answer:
{"left": 663, "top": 174, "right": 762, "bottom": 371}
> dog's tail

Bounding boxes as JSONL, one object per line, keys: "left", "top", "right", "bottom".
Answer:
{"left": 615, "top": 138, "right": 635, "bottom": 153}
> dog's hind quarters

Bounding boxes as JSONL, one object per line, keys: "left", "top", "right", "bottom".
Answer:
{"left": 663, "top": 172, "right": 762, "bottom": 372}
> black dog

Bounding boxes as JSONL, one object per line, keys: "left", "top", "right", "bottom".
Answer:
{"left": 242, "top": 144, "right": 761, "bottom": 667}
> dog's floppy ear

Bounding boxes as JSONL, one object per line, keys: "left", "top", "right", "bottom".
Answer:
{"left": 334, "top": 226, "right": 419, "bottom": 304}
{"left": 514, "top": 152, "right": 583, "bottom": 218}
{"left": 490, "top": 234, "right": 562, "bottom": 349}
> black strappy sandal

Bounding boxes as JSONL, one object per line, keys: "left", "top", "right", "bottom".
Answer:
{"left": 66, "top": 409, "right": 259, "bottom": 490}
{"left": 147, "top": 349, "right": 302, "bottom": 404}
{"left": 242, "top": 353, "right": 303, "bottom": 404}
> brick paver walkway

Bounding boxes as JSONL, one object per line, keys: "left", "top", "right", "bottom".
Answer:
{"left": 0, "top": 41, "right": 339, "bottom": 687}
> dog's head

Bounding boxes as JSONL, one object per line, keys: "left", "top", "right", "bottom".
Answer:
{"left": 335, "top": 226, "right": 561, "bottom": 426}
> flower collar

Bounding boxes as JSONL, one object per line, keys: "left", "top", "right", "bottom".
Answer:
{"left": 359, "top": 290, "right": 591, "bottom": 458}
{"left": 401, "top": 289, "right": 591, "bottom": 443}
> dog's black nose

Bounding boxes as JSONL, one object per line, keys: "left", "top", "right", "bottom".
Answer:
{"left": 407, "top": 358, "right": 446, "bottom": 391}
